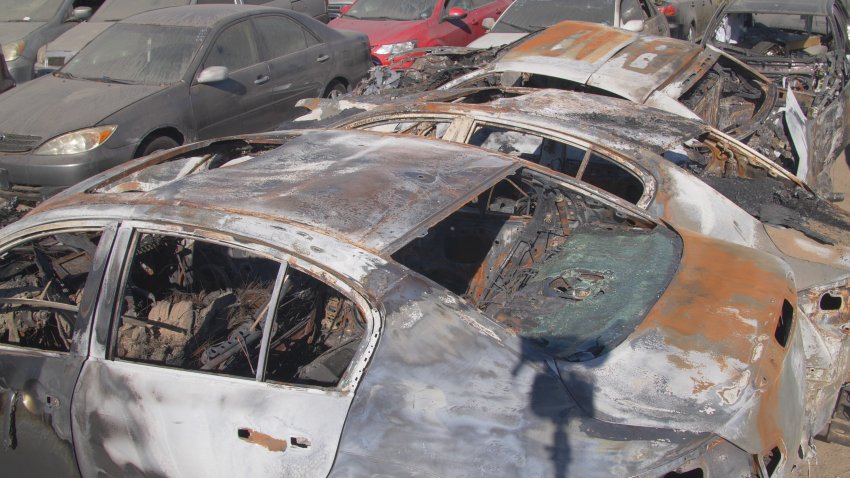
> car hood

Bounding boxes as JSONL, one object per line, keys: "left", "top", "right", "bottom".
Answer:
{"left": 467, "top": 32, "right": 527, "bottom": 49}
{"left": 0, "top": 75, "right": 167, "bottom": 141}
{"left": 0, "top": 22, "right": 46, "bottom": 45}
{"left": 45, "top": 21, "right": 112, "bottom": 53}
{"left": 559, "top": 226, "right": 802, "bottom": 453}
{"left": 494, "top": 21, "right": 701, "bottom": 103}
{"left": 330, "top": 17, "right": 426, "bottom": 48}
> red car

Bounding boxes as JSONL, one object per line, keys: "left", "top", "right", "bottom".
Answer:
{"left": 330, "top": 0, "right": 512, "bottom": 66}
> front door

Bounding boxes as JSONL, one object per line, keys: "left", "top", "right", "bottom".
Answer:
{"left": 72, "top": 225, "right": 376, "bottom": 477}
{"left": 190, "top": 19, "right": 272, "bottom": 139}
{"left": 0, "top": 223, "right": 115, "bottom": 477}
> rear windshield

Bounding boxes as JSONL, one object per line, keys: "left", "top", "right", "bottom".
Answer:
{"left": 492, "top": 0, "right": 615, "bottom": 33}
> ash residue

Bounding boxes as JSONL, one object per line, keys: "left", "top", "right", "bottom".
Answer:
{"left": 697, "top": 174, "right": 850, "bottom": 244}
{"left": 0, "top": 197, "right": 29, "bottom": 229}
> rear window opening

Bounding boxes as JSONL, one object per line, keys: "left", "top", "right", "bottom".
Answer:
{"left": 392, "top": 169, "right": 681, "bottom": 361}
{"left": 91, "top": 139, "right": 284, "bottom": 194}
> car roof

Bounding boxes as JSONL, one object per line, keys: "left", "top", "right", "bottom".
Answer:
{"left": 121, "top": 4, "right": 283, "bottom": 27}
{"left": 494, "top": 21, "right": 703, "bottom": 103}
{"left": 39, "top": 130, "right": 520, "bottom": 255}
{"left": 723, "top": 0, "right": 834, "bottom": 16}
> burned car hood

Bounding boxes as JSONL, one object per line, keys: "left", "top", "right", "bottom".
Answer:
{"left": 45, "top": 21, "right": 112, "bottom": 53}
{"left": 0, "top": 22, "right": 46, "bottom": 45}
{"left": 0, "top": 74, "right": 167, "bottom": 140}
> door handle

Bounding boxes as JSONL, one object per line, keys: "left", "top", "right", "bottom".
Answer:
{"left": 254, "top": 75, "right": 270, "bottom": 85}
{"left": 316, "top": 54, "right": 330, "bottom": 63}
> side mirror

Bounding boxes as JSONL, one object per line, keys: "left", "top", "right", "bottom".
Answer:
{"left": 69, "top": 6, "right": 92, "bottom": 22}
{"left": 443, "top": 7, "right": 468, "bottom": 22}
{"left": 482, "top": 17, "right": 496, "bottom": 30}
{"left": 340, "top": 4, "right": 352, "bottom": 14}
{"left": 197, "top": 66, "right": 229, "bottom": 84}
{"left": 622, "top": 19, "right": 645, "bottom": 32}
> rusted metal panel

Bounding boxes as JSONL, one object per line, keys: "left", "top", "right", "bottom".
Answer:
{"left": 587, "top": 36, "right": 702, "bottom": 103}
{"left": 496, "top": 21, "right": 637, "bottom": 84}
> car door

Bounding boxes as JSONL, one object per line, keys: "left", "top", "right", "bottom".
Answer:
{"left": 0, "top": 222, "right": 116, "bottom": 477}
{"left": 433, "top": 0, "right": 505, "bottom": 46}
{"left": 189, "top": 19, "right": 272, "bottom": 139}
{"left": 252, "top": 14, "right": 331, "bottom": 122}
{"left": 71, "top": 224, "right": 378, "bottom": 477}
{"left": 639, "top": 0, "right": 670, "bottom": 35}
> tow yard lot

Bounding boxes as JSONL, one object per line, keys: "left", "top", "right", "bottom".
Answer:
{"left": 0, "top": 3, "right": 849, "bottom": 477}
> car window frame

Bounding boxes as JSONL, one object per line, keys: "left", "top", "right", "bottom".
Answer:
{"left": 0, "top": 220, "right": 117, "bottom": 357}
{"left": 196, "top": 17, "right": 262, "bottom": 78}
{"left": 251, "top": 13, "right": 322, "bottom": 63}
{"left": 102, "top": 221, "right": 380, "bottom": 393}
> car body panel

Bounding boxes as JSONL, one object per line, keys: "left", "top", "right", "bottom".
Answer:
{"left": 0, "top": 45, "right": 14, "bottom": 93}
{"left": 657, "top": 0, "right": 720, "bottom": 41}
{"left": 329, "top": 0, "right": 512, "bottom": 66}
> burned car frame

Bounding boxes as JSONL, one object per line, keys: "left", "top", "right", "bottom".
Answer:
{"left": 703, "top": 0, "right": 850, "bottom": 200}
{"left": 0, "top": 128, "right": 830, "bottom": 476}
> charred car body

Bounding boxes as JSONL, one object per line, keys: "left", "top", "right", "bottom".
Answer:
{"left": 0, "top": 129, "right": 831, "bottom": 476}
{"left": 354, "top": 21, "right": 838, "bottom": 194}
{"left": 704, "top": 0, "right": 850, "bottom": 201}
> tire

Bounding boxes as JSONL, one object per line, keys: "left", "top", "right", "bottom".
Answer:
{"left": 137, "top": 135, "right": 179, "bottom": 158}
{"left": 323, "top": 81, "right": 346, "bottom": 99}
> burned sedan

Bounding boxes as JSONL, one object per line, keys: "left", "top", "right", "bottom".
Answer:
{"left": 0, "top": 5, "right": 370, "bottom": 199}
{"left": 297, "top": 87, "right": 850, "bottom": 451}
{"left": 0, "top": 129, "right": 825, "bottom": 477}
{"left": 704, "top": 0, "right": 850, "bottom": 201}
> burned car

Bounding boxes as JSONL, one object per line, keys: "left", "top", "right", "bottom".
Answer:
{"left": 356, "top": 21, "right": 834, "bottom": 193}
{"left": 704, "top": 0, "right": 850, "bottom": 202}
{"left": 0, "top": 129, "right": 827, "bottom": 476}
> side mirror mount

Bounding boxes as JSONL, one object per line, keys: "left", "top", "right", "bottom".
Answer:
{"left": 622, "top": 19, "right": 645, "bottom": 32}
{"left": 340, "top": 4, "right": 352, "bottom": 14}
{"left": 482, "top": 17, "right": 496, "bottom": 30}
{"left": 197, "top": 66, "right": 229, "bottom": 84}
{"left": 68, "top": 6, "right": 92, "bottom": 22}
{"left": 442, "top": 7, "right": 468, "bottom": 22}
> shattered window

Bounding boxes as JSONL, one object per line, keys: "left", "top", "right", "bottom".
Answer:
{"left": 114, "top": 232, "right": 366, "bottom": 386}
{"left": 363, "top": 121, "right": 451, "bottom": 138}
{"left": 264, "top": 268, "right": 366, "bottom": 387}
{"left": 0, "top": 231, "right": 102, "bottom": 353}
{"left": 115, "top": 234, "right": 279, "bottom": 378}
{"left": 468, "top": 124, "right": 644, "bottom": 204}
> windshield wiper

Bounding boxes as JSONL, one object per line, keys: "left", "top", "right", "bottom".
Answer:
{"left": 494, "top": 19, "right": 538, "bottom": 33}
{"left": 92, "top": 76, "right": 138, "bottom": 85}
{"left": 361, "top": 15, "right": 408, "bottom": 21}
{"left": 53, "top": 71, "right": 78, "bottom": 80}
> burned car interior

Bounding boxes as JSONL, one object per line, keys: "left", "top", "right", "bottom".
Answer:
{"left": 393, "top": 167, "right": 677, "bottom": 361}
{"left": 0, "top": 231, "right": 102, "bottom": 352}
{"left": 114, "top": 233, "right": 365, "bottom": 386}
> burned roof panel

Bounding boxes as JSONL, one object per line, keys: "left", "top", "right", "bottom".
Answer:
{"left": 134, "top": 130, "right": 518, "bottom": 254}
{"left": 495, "top": 21, "right": 637, "bottom": 84}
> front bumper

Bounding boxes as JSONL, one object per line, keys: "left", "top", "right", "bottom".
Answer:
{"left": 0, "top": 142, "right": 136, "bottom": 198}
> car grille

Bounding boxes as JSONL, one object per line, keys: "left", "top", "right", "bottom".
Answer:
{"left": 0, "top": 133, "right": 43, "bottom": 153}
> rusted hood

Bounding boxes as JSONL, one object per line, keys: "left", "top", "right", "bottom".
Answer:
{"left": 559, "top": 226, "right": 803, "bottom": 453}
{"left": 495, "top": 21, "right": 702, "bottom": 103}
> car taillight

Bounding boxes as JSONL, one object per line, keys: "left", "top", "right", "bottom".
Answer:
{"left": 658, "top": 5, "right": 678, "bottom": 16}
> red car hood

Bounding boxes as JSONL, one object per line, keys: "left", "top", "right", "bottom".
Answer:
{"left": 330, "top": 16, "right": 427, "bottom": 48}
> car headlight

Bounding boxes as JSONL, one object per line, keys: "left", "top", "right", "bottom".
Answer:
{"left": 2, "top": 39, "right": 25, "bottom": 62}
{"left": 374, "top": 40, "right": 417, "bottom": 55}
{"left": 35, "top": 126, "right": 118, "bottom": 155}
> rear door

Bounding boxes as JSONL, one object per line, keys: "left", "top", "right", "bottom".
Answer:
{"left": 190, "top": 19, "right": 272, "bottom": 138}
{"left": 0, "top": 223, "right": 115, "bottom": 477}
{"left": 253, "top": 14, "right": 332, "bottom": 122}
{"left": 72, "top": 224, "right": 378, "bottom": 477}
